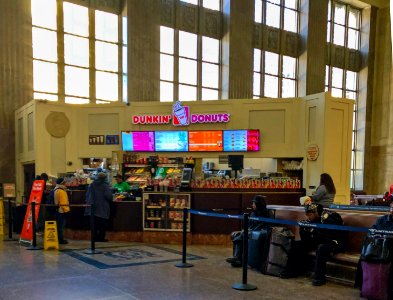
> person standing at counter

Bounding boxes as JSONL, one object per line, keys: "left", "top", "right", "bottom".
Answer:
{"left": 85, "top": 172, "right": 113, "bottom": 242}
{"left": 113, "top": 174, "right": 130, "bottom": 193}
{"left": 306, "top": 173, "right": 336, "bottom": 208}
{"left": 53, "top": 177, "right": 70, "bottom": 244}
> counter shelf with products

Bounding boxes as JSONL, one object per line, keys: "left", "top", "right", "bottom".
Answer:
{"left": 143, "top": 192, "right": 190, "bottom": 232}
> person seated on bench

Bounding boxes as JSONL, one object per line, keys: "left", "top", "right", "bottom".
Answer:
{"left": 280, "top": 203, "right": 345, "bottom": 286}
{"left": 226, "top": 195, "right": 273, "bottom": 267}
{"left": 304, "top": 173, "right": 336, "bottom": 208}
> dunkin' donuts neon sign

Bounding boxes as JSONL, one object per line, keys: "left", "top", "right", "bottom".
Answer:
{"left": 132, "top": 101, "right": 230, "bottom": 126}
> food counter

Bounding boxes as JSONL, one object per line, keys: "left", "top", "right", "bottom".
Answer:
{"left": 64, "top": 188, "right": 306, "bottom": 239}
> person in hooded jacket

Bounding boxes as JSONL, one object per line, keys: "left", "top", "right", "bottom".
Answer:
{"left": 85, "top": 172, "right": 113, "bottom": 242}
{"left": 226, "top": 195, "right": 273, "bottom": 267}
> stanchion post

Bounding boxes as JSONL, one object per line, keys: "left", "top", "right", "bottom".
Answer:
{"left": 27, "top": 201, "right": 42, "bottom": 250}
{"left": 232, "top": 213, "right": 257, "bottom": 291}
{"left": 84, "top": 202, "right": 101, "bottom": 255}
{"left": 175, "top": 208, "right": 193, "bottom": 268}
{"left": 3, "top": 198, "right": 17, "bottom": 241}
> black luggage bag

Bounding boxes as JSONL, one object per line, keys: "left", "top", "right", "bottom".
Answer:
{"left": 247, "top": 228, "right": 271, "bottom": 271}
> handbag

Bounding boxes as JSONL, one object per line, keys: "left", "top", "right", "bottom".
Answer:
{"left": 361, "top": 235, "right": 393, "bottom": 262}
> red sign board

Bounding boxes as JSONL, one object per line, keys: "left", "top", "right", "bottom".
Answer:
{"left": 20, "top": 180, "right": 45, "bottom": 243}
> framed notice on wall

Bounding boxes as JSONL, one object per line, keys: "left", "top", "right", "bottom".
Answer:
{"left": 106, "top": 135, "right": 119, "bottom": 145}
{"left": 3, "top": 183, "right": 16, "bottom": 198}
{"left": 89, "top": 135, "right": 105, "bottom": 145}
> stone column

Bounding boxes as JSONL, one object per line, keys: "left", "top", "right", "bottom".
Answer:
{"left": 298, "top": 0, "right": 329, "bottom": 96}
{"left": 128, "top": 0, "right": 160, "bottom": 102}
{"left": 0, "top": 0, "right": 32, "bottom": 182}
{"left": 222, "top": 0, "right": 254, "bottom": 99}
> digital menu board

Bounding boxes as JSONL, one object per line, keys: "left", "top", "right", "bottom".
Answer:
{"left": 223, "top": 130, "right": 260, "bottom": 152}
{"left": 188, "top": 130, "right": 223, "bottom": 151}
{"left": 121, "top": 131, "right": 155, "bottom": 152}
{"left": 155, "top": 131, "right": 188, "bottom": 152}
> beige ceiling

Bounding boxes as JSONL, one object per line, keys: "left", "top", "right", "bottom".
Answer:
{"left": 358, "top": 0, "right": 389, "bottom": 8}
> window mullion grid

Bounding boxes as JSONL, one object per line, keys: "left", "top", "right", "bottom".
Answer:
{"left": 118, "top": 14, "right": 122, "bottom": 102}
{"left": 261, "top": 51, "right": 266, "bottom": 97}
{"left": 174, "top": 29, "right": 180, "bottom": 101}
{"left": 89, "top": 8, "right": 95, "bottom": 103}
{"left": 57, "top": 0, "right": 65, "bottom": 103}
{"left": 197, "top": 35, "right": 202, "bottom": 100}
{"left": 278, "top": 55, "right": 282, "bottom": 98}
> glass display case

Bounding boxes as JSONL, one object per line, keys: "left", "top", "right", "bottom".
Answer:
{"left": 143, "top": 192, "right": 190, "bottom": 232}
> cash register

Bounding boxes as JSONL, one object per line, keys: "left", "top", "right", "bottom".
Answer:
{"left": 179, "top": 167, "right": 193, "bottom": 191}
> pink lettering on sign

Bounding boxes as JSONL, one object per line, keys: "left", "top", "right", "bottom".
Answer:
{"left": 132, "top": 115, "right": 171, "bottom": 124}
{"left": 191, "top": 113, "right": 230, "bottom": 124}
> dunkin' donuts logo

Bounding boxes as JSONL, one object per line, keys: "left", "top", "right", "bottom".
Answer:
{"left": 172, "top": 101, "right": 190, "bottom": 126}
{"left": 132, "top": 101, "right": 230, "bottom": 126}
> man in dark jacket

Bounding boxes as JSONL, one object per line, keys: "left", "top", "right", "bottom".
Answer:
{"left": 281, "top": 203, "right": 345, "bottom": 286}
{"left": 85, "top": 172, "right": 113, "bottom": 242}
{"left": 226, "top": 195, "right": 273, "bottom": 267}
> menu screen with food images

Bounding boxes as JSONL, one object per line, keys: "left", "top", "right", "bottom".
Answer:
{"left": 121, "top": 131, "right": 155, "bottom": 152}
{"left": 188, "top": 130, "right": 223, "bottom": 151}
{"left": 223, "top": 130, "right": 260, "bottom": 152}
{"left": 155, "top": 131, "right": 189, "bottom": 152}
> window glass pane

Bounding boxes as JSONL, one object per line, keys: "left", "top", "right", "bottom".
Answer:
{"left": 65, "top": 66, "right": 89, "bottom": 97}
{"left": 332, "top": 67, "right": 343, "bottom": 88}
{"left": 353, "top": 170, "right": 364, "bottom": 190}
{"left": 347, "top": 29, "right": 359, "bottom": 49}
{"left": 160, "top": 54, "right": 174, "bottom": 81}
{"left": 179, "top": 58, "right": 197, "bottom": 85}
{"left": 264, "top": 75, "right": 278, "bottom": 98}
{"left": 202, "top": 88, "right": 219, "bottom": 101}
{"left": 334, "top": 3, "right": 346, "bottom": 25}
{"left": 179, "top": 31, "right": 197, "bottom": 59}
{"left": 346, "top": 91, "right": 356, "bottom": 100}
{"left": 32, "top": 27, "right": 57, "bottom": 61}
{"left": 348, "top": 8, "right": 360, "bottom": 29}
{"left": 122, "top": 75, "right": 127, "bottom": 102}
{"left": 253, "top": 72, "right": 261, "bottom": 96}
{"left": 254, "top": 49, "right": 261, "bottom": 72}
{"left": 123, "top": 46, "right": 127, "bottom": 73}
{"left": 327, "top": 22, "right": 331, "bottom": 42}
{"left": 63, "top": 2, "right": 88, "bottom": 37}
{"left": 96, "top": 71, "right": 118, "bottom": 101}
{"left": 31, "top": 0, "right": 57, "bottom": 30}
{"left": 346, "top": 71, "right": 357, "bottom": 90}
{"left": 95, "top": 41, "right": 118, "bottom": 72}
{"left": 282, "top": 78, "right": 296, "bottom": 97}
{"left": 179, "top": 85, "right": 197, "bottom": 101}
{"left": 264, "top": 52, "right": 279, "bottom": 75}
{"left": 282, "top": 56, "right": 296, "bottom": 79}
{"left": 202, "top": 63, "right": 219, "bottom": 89}
{"left": 95, "top": 10, "right": 118, "bottom": 43}
{"left": 202, "top": 37, "right": 219, "bottom": 63}
{"left": 122, "top": 17, "right": 127, "bottom": 45}
{"left": 203, "top": 0, "right": 220, "bottom": 11}
{"left": 34, "top": 92, "right": 58, "bottom": 101}
{"left": 255, "top": 0, "right": 262, "bottom": 23}
{"left": 333, "top": 24, "right": 345, "bottom": 46}
{"left": 285, "top": 0, "right": 297, "bottom": 9}
{"left": 180, "top": 0, "right": 198, "bottom": 4}
{"left": 64, "top": 34, "right": 89, "bottom": 67}
{"left": 65, "top": 96, "right": 89, "bottom": 104}
{"left": 331, "top": 88, "right": 343, "bottom": 98}
{"left": 33, "top": 60, "right": 58, "bottom": 93}
{"left": 266, "top": 3, "right": 281, "bottom": 28}
{"left": 325, "top": 66, "right": 330, "bottom": 86}
{"left": 160, "top": 81, "right": 173, "bottom": 102}
{"left": 284, "top": 9, "right": 297, "bottom": 33}
{"left": 327, "top": 1, "right": 331, "bottom": 21}
{"left": 160, "top": 26, "right": 174, "bottom": 54}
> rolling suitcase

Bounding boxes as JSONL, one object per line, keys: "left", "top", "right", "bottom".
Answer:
{"left": 265, "top": 227, "right": 294, "bottom": 276}
{"left": 361, "top": 261, "right": 391, "bottom": 300}
{"left": 247, "top": 228, "right": 271, "bottom": 271}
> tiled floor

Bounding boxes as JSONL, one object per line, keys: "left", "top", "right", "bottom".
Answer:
{"left": 0, "top": 239, "right": 362, "bottom": 300}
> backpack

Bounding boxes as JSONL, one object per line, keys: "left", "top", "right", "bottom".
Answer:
{"left": 47, "top": 187, "right": 60, "bottom": 213}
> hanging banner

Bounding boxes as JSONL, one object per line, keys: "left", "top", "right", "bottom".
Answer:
{"left": 20, "top": 180, "right": 45, "bottom": 244}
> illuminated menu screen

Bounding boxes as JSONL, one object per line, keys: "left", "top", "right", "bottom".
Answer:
{"left": 223, "top": 130, "right": 260, "bottom": 152}
{"left": 155, "top": 131, "right": 188, "bottom": 152}
{"left": 188, "top": 131, "right": 223, "bottom": 151}
{"left": 121, "top": 131, "right": 155, "bottom": 152}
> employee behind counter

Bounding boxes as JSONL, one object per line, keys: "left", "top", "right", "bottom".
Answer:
{"left": 113, "top": 174, "right": 131, "bottom": 193}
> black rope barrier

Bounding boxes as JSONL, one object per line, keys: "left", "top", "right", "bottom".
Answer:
{"left": 3, "top": 198, "right": 17, "bottom": 242}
